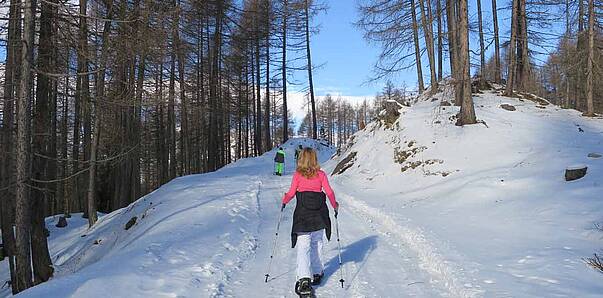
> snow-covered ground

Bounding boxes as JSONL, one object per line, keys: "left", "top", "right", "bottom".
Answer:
{"left": 2, "top": 86, "right": 603, "bottom": 297}
{"left": 325, "top": 86, "right": 603, "bottom": 297}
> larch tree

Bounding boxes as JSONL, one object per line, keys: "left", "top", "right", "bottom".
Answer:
{"left": 455, "top": 0, "right": 477, "bottom": 125}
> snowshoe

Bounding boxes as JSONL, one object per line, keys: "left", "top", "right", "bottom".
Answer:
{"left": 311, "top": 272, "right": 324, "bottom": 286}
{"left": 294, "top": 277, "right": 314, "bottom": 297}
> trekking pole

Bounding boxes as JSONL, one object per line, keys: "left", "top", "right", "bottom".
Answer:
{"left": 265, "top": 203, "right": 285, "bottom": 283}
{"left": 335, "top": 210, "right": 345, "bottom": 288}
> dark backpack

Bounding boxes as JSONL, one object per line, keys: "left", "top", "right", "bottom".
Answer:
{"left": 274, "top": 151, "right": 285, "bottom": 163}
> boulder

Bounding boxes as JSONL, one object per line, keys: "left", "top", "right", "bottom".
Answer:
{"left": 588, "top": 152, "right": 602, "bottom": 159}
{"left": 500, "top": 104, "right": 516, "bottom": 111}
{"left": 332, "top": 152, "right": 357, "bottom": 175}
{"left": 565, "top": 165, "right": 588, "bottom": 181}
{"left": 440, "top": 101, "right": 452, "bottom": 107}
{"left": 56, "top": 216, "right": 68, "bottom": 228}
{"left": 380, "top": 101, "right": 401, "bottom": 127}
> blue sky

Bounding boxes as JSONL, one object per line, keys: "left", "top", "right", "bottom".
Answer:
{"left": 310, "top": 0, "right": 383, "bottom": 97}
{"left": 293, "top": 0, "right": 538, "bottom": 99}
{"left": 0, "top": 0, "right": 563, "bottom": 124}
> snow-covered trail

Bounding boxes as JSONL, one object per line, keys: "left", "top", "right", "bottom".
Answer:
{"left": 225, "top": 168, "right": 440, "bottom": 298}
{"left": 5, "top": 139, "right": 451, "bottom": 297}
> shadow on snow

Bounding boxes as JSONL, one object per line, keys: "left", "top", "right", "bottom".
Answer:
{"left": 321, "top": 235, "right": 377, "bottom": 288}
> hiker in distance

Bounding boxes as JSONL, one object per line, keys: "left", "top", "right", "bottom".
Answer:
{"left": 274, "top": 147, "right": 286, "bottom": 176}
{"left": 281, "top": 147, "right": 339, "bottom": 297}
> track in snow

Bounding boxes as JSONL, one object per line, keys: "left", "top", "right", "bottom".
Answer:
{"left": 223, "top": 171, "right": 443, "bottom": 298}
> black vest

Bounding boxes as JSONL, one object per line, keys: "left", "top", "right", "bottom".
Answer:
{"left": 290, "top": 191, "right": 332, "bottom": 248}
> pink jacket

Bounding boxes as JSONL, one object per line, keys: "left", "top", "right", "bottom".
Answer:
{"left": 282, "top": 170, "right": 338, "bottom": 209}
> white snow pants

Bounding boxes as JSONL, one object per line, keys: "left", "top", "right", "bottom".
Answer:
{"left": 296, "top": 229, "right": 324, "bottom": 279}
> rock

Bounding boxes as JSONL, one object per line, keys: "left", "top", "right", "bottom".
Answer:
{"left": 440, "top": 101, "right": 451, "bottom": 106}
{"left": 125, "top": 216, "right": 138, "bottom": 230}
{"left": 332, "top": 152, "right": 357, "bottom": 175}
{"left": 56, "top": 216, "right": 68, "bottom": 228}
{"left": 379, "top": 101, "right": 401, "bottom": 128}
{"left": 588, "top": 153, "right": 602, "bottom": 159}
{"left": 565, "top": 165, "right": 588, "bottom": 181}
{"left": 44, "top": 228, "right": 50, "bottom": 237}
{"left": 471, "top": 79, "right": 492, "bottom": 93}
{"left": 500, "top": 104, "right": 516, "bottom": 111}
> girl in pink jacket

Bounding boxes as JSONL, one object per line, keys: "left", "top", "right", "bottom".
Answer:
{"left": 282, "top": 147, "right": 339, "bottom": 296}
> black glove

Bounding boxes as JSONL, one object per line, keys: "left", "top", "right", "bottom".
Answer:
{"left": 281, "top": 203, "right": 286, "bottom": 211}
{"left": 334, "top": 204, "right": 339, "bottom": 218}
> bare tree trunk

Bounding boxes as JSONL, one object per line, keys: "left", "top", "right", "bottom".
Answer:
{"left": 578, "top": 0, "right": 585, "bottom": 32}
{"left": 491, "top": 0, "right": 501, "bottom": 83}
{"left": 264, "top": 0, "right": 272, "bottom": 150}
{"left": 80, "top": 0, "right": 92, "bottom": 219}
{"left": 305, "top": 0, "right": 317, "bottom": 139}
{"left": 282, "top": 0, "right": 289, "bottom": 143}
{"left": 446, "top": 0, "right": 461, "bottom": 105}
{"left": 418, "top": 0, "right": 438, "bottom": 92}
{"left": 88, "top": 0, "right": 114, "bottom": 227}
{"left": 436, "top": 0, "right": 443, "bottom": 81}
{"left": 62, "top": 77, "right": 70, "bottom": 217}
{"left": 208, "top": 1, "right": 223, "bottom": 170}
{"left": 1, "top": 0, "right": 21, "bottom": 291}
{"left": 457, "top": 0, "right": 476, "bottom": 125}
{"left": 476, "top": 0, "right": 485, "bottom": 84}
{"left": 411, "top": 0, "right": 425, "bottom": 93}
{"left": 505, "top": 0, "right": 519, "bottom": 96}
{"left": 516, "top": 0, "right": 529, "bottom": 91}
{"left": 585, "top": 0, "right": 595, "bottom": 116}
{"left": 31, "top": 0, "right": 56, "bottom": 284}
{"left": 174, "top": 0, "right": 190, "bottom": 175}
{"left": 15, "top": 0, "right": 36, "bottom": 292}
{"left": 255, "top": 28, "right": 263, "bottom": 154}
{"left": 563, "top": 0, "right": 570, "bottom": 108}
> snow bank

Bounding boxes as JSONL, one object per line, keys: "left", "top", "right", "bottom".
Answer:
{"left": 325, "top": 87, "right": 603, "bottom": 297}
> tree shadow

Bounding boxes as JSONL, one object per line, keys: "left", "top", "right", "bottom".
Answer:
{"left": 321, "top": 235, "right": 377, "bottom": 288}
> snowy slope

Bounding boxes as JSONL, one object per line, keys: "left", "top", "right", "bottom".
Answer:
{"left": 2, "top": 86, "right": 603, "bottom": 298}
{"left": 324, "top": 86, "right": 603, "bottom": 297}
{"left": 2, "top": 138, "right": 442, "bottom": 297}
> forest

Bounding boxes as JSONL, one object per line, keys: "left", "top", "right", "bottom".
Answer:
{"left": 0, "top": 0, "right": 602, "bottom": 294}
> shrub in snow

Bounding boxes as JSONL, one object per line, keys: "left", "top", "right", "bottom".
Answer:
{"left": 585, "top": 254, "right": 603, "bottom": 274}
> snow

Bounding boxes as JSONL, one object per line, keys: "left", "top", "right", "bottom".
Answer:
{"left": 324, "top": 87, "right": 603, "bottom": 297}
{"left": 2, "top": 87, "right": 603, "bottom": 297}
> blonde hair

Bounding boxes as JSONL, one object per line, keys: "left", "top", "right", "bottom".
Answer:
{"left": 296, "top": 148, "right": 320, "bottom": 179}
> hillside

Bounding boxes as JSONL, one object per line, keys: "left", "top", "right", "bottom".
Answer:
{"left": 324, "top": 85, "right": 603, "bottom": 297}
{"left": 2, "top": 86, "right": 603, "bottom": 297}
